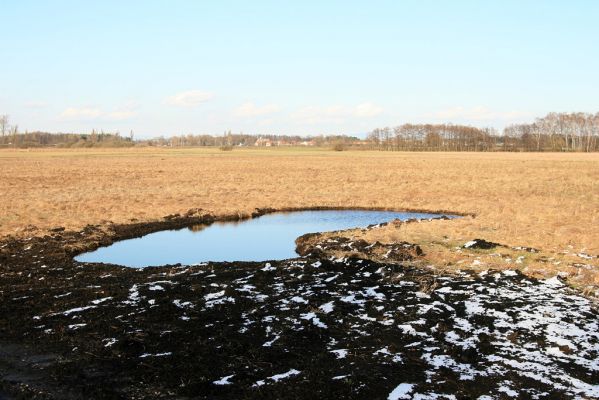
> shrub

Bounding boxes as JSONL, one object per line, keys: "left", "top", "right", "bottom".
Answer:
{"left": 332, "top": 143, "right": 345, "bottom": 151}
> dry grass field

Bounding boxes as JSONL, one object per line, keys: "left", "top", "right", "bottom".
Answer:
{"left": 1, "top": 147, "right": 598, "bottom": 291}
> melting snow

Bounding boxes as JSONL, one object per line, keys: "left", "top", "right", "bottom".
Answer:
{"left": 388, "top": 383, "right": 415, "bottom": 400}
{"left": 319, "top": 301, "right": 334, "bottom": 314}
{"left": 55, "top": 256, "right": 598, "bottom": 398}
{"left": 57, "top": 305, "right": 97, "bottom": 316}
{"left": 139, "top": 352, "right": 172, "bottom": 358}
{"left": 91, "top": 297, "right": 112, "bottom": 305}
{"left": 330, "top": 349, "right": 348, "bottom": 359}
{"left": 253, "top": 369, "right": 301, "bottom": 387}
{"left": 213, "top": 374, "right": 235, "bottom": 385}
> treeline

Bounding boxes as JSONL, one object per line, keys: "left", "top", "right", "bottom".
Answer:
{"left": 0, "top": 130, "right": 134, "bottom": 148}
{"left": 504, "top": 112, "right": 599, "bottom": 152}
{"left": 367, "top": 112, "right": 599, "bottom": 152}
{"left": 0, "top": 114, "right": 136, "bottom": 148}
{"left": 2, "top": 111, "right": 598, "bottom": 151}
{"left": 146, "top": 133, "right": 361, "bottom": 147}
{"left": 0, "top": 129, "right": 358, "bottom": 149}
{"left": 367, "top": 124, "right": 498, "bottom": 151}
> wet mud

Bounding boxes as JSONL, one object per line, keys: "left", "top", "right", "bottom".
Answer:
{"left": 0, "top": 214, "right": 597, "bottom": 399}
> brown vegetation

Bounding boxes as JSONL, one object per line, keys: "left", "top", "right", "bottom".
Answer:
{"left": 0, "top": 147, "right": 597, "bottom": 291}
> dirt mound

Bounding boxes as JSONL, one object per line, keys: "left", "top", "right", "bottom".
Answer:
{"left": 296, "top": 234, "right": 423, "bottom": 262}
{"left": 463, "top": 238, "right": 502, "bottom": 250}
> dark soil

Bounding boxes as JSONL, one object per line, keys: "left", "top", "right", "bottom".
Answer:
{"left": 1, "top": 215, "right": 597, "bottom": 399}
{"left": 463, "top": 239, "right": 502, "bottom": 250}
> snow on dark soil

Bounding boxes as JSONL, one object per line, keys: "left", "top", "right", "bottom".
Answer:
{"left": 0, "top": 232, "right": 598, "bottom": 399}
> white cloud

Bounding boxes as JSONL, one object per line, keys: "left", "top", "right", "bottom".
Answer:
{"left": 58, "top": 103, "right": 138, "bottom": 121}
{"left": 354, "top": 102, "right": 384, "bottom": 117}
{"left": 234, "top": 102, "right": 280, "bottom": 117}
{"left": 164, "top": 90, "right": 214, "bottom": 107}
{"left": 59, "top": 107, "right": 103, "bottom": 120}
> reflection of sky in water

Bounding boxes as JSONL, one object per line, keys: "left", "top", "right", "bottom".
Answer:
{"left": 75, "top": 210, "right": 453, "bottom": 268}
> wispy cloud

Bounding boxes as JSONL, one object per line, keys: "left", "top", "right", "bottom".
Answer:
{"left": 164, "top": 90, "right": 214, "bottom": 107}
{"left": 354, "top": 102, "right": 384, "bottom": 118}
{"left": 58, "top": 103, "right": 138, "bottom": 122}
{"left": 59, "top": 107, "right": 103, "bottom": 120}
{"left": 234, "top": 102, "right": 280, "bottom": 117}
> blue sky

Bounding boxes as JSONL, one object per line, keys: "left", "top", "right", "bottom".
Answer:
{"left": 1, "top": 1, "right": 598, "bottom": 138}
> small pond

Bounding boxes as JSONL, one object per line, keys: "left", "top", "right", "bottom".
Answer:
{"left": 75, "top": 210, "right": 453, "bottom": 268}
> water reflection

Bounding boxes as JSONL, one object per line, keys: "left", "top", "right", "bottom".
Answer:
{"left": 75, "top": 210, "right": 454, "bottom": 268}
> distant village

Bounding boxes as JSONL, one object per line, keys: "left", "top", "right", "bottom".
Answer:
{"left": 253, "top": 137, "right": 316, "bottom": 147}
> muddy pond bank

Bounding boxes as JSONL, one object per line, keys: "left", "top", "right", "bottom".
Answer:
{"left": 0, "top": 214, "right": 598, "bottom": 399}
{"left": 74, "top": 209, "right": 448, "bottom": 267}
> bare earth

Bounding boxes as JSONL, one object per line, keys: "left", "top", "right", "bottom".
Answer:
{"left": 0, "top": 148, "right": 597, "bottom": 292}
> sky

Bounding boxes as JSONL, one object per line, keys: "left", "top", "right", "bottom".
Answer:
{"left": 1, "top": 1, "right": 598, "bottom": 138}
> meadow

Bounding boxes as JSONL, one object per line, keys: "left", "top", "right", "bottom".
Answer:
{"left": 1, "top": 147, "right": 597, "bottom": 290}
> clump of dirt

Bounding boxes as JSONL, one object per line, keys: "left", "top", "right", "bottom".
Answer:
{"left": 462, "top": 239, "right": 502, "bottom": 250}
{"left": 296, "top": 234, "right": 423, "bottom": 262}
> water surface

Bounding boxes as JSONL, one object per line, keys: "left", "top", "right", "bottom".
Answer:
{"left": 75, "top": 210, "right": 451, "bottom": 267}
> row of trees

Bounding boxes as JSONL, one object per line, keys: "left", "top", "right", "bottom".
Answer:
{"left": 367, "top": 112, "right": 599, "bottom": 152}
{"left": 147, "top": 132, "right": 307, "bottom": 147}
{"left": 1, "top": 112, "right": 598, "bottom": 151}
{"left": 0, "top": 128, "right": 356, "bottom": 149}
{"left": 146, "top": 132, "right": 361, "bottom": 147}
{"left": 503, "top": 112, "right": 599, "bottom": 152}
{"left": 0, "top": 129, "right": 134, "bottom": 148}
{"left": 0, "top": 115, "right": 19, "bottom": 140}
{"left": 367, "top": 124, "right": 499, "bottom": 151}
{"left": 1, "top": 114, "right": 137, "bottom": 148}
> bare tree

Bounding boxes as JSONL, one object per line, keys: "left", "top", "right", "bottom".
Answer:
{"left": 0, "top": 115, "right": 8, "bottom": 137}
{"left": 11, "top": 124, "right": 18, "bottom": 147}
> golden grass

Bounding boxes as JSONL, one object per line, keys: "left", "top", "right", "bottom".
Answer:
{"left": 1, "top": 147, "right": 597, "bottom": 290}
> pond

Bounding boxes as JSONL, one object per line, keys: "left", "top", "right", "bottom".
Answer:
{"left": 74, "top": 210, "right": 453, "bottom": 267}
